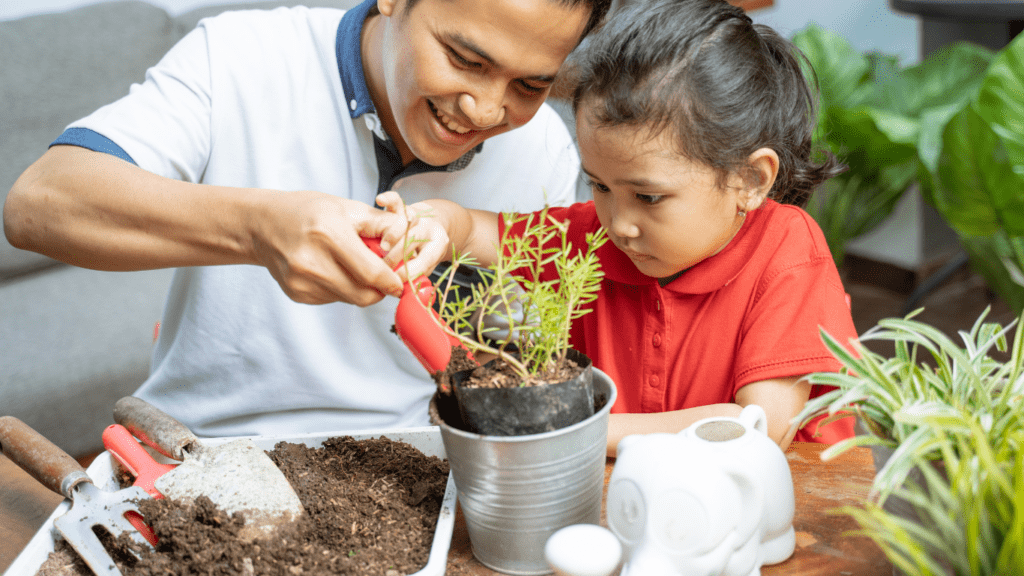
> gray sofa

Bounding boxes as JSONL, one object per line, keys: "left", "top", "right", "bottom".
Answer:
{"left": 0, "top": 0, "right": 361, "bottom": 457}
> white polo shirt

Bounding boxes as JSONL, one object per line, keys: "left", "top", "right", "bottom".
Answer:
{"left": 54, "top": 0, "right": 579, "bottom": 437}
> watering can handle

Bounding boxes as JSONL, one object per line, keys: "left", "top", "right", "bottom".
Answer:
{"left": 739, "top": 404, "right": 768, "bottom": 435}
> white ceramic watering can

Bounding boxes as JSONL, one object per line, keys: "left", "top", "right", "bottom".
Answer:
{"left": 545, "top": 405, "right": 795, "bottom": 576}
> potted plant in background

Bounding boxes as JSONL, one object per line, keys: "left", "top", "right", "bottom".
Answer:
{"left": 399, "top": 207, "right": 618, "bottom": 576}
{"left": 917, "top": 29, "right": 1024, "bottom": 314}
{"left": 792, "top": 24, "right": 1024, "bottom": 316}
{"left": 791, "top": 24, "right": 994, "bottom": 268}
{"left": 793, "top": 307, "right": 1024, "bottom": 575}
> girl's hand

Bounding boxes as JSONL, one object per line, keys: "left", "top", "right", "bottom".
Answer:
{"left": 374, "top": 192, "right": 453, "bottom": 283}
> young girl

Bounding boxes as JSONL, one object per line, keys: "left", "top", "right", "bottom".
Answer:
{"left": 376, "top": 0, "right": 857, "bottom": 455}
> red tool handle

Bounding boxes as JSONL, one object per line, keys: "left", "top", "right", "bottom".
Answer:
{"left": 103, "top": 424, "right": 175, "bottom": 545}
{"left": 103, "top": 425, "right": 175, "bottom": 498}
{"left": 362, "top": 237, "right": 471, "bottom": 375}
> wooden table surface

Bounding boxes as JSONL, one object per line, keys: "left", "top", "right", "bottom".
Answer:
{"left": 1, "top": 442, "right": 889, "bottom": 575}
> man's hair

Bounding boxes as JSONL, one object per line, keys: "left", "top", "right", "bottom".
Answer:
{"left": 403, "top": 0, "right": 612, "bottom": 41}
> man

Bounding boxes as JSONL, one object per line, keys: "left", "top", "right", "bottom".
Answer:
{"left": 3, "top": 0, "right": 609, "bottom": 437}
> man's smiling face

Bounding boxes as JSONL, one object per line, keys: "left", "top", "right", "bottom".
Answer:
{"left": 370, "top": 0, "right": 589, "bottom": 166}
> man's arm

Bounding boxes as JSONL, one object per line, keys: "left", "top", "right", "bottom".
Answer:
{"left": 4, "top": 145, "right": 407, "bottom": 305}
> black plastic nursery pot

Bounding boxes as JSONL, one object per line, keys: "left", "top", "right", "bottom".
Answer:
{"left": 443, "top": 348, "right": 596, "bottom": 436}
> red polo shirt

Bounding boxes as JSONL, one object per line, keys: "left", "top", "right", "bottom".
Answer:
{"left": 503, "top": 200, "right": 856, "bottom": 443}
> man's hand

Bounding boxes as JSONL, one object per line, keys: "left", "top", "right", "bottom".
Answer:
{"left": 249, "top": 191, "right": 420, "bottom": 306}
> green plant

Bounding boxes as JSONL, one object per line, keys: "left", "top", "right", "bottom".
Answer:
{"left": 791, "top": 24, "right": 994, "bottom": 267}
{"left": 793, "top": 309, "right": 1024, "bottom": 575}
{"left": 841, "top": 414, "right": 1024, "bottom": 576}
{"left": 428, "top": 206, "right": 607, "bottom": 381}
{"left": 918, "top": 31, "right": 1024, "bottom": 314}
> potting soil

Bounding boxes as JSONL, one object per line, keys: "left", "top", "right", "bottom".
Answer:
{"left": 35, "top": 436, "right": 450, "bottom": 576}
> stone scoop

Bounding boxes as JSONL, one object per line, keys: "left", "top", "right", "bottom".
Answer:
{"left": 112, "top": 397, "right": 305, "bottom": 542}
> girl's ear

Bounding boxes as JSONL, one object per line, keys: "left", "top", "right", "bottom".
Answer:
{"left": 737, "top": 147, "right": 779, "bottom": 212}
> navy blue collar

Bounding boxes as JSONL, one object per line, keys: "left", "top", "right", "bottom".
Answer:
{"left": 336, "top": 0, "right": 377, "bottom": 119}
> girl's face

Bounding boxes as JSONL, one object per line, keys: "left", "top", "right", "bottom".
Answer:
{"left": 579, "top": 113, "right": 755, "bottom": 280}
{"left": 371, "top": 0, "right": 589, "bottom": 167}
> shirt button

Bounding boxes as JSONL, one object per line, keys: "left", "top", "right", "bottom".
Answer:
{"left": 652, "top": 333, "right": 662, "bottom": 347}
{"left": 349, "top": 99, "right": 358, "bottom": 111}
{"left": 650, "top": 375, "right": 661, "bottom": 388}
{"left": 365, "top": 116, "right": 375, "bottom": 130}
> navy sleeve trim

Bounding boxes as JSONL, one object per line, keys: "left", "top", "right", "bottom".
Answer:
{"left": 50, "top": 127, "right": 137, "bottom": 166}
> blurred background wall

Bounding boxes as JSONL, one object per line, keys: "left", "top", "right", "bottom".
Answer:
{"left": 2, "top": 0, "right": 921, "bottom": 65}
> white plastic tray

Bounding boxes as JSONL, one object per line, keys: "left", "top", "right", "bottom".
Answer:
{"left": 5, "top": 426, "right": 457, "bottom": 576}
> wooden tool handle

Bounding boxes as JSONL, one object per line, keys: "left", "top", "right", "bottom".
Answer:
{"left": 113, "top": 397, "right": 199, "bottom": 460}
{"left": 0, "top": 416, "right": 90, "bottom": 498}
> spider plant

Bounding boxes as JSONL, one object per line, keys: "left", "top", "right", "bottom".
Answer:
{"left": 793, "top": 308, "right": 1024, "bottom": 575}
{"left": 839, "top": 411, "right": 1024, "bottom": 576}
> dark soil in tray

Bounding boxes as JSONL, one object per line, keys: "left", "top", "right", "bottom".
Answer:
{"left": 37, "top": 436, "right": 450, "bottom": 576}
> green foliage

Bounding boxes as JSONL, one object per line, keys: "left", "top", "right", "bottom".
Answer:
{"left": 792, "top": 24, "right": 994, "bottom": 267}
{"left": 795, "top": 24, "right": 1024, "bottom": 314}
{"left": 431, "top": 207, "right": 607, "bottom": 380}
{"left": 840, "top": 419, "right": 1024, "bottom": 576}
{"left": 794, "top": 309, "right": 1024, "bottom": 575}
{"left": 921, "top": 31, "right": 1024, "bottom": 314}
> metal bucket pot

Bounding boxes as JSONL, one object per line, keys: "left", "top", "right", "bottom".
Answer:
{"left": 433, "top": 368, "right": 617, "bottom": 575}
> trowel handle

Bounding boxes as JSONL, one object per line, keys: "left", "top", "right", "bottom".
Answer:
{"left": 102, "top": 424, "right": 176, "bottom": 499}
{"left": 113, "top": 397, "right": 198, "bottom": 461}
{"left": 102, "top": 424, "right": 168, "bottom": 547}
{"left": 0, "top": 416, "right": 90, "bottom": 498}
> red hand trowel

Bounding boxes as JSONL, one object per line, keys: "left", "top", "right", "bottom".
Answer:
{"left": 102, "top": 423, "right": 177, "bottom": 546}
{"left": 362, "top": 236, "right": 475, "bottom": 377}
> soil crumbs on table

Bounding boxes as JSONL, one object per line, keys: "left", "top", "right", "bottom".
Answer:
{"left": 37, "top": 436, "right": 450, "bottom": 576}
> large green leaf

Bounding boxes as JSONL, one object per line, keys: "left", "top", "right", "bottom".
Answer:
{"left": 914, "top": 30, "right": 1024, "bottom": 315}
{"left": 932, "top": 105, "right": 1024, "bottom": 237}
{"left": 791, "top": 24, "right": 872, "bottom": 109}
{"left": 871, "top": 42, "right": 993, "bottom": 117}
{"left": 961, "top": 235, "right": 1024, "bottom": 314}
{"left": 975, "top": 31, "right": 1024, "bottom": 170}
{"left": 835, "top": 106, "right": 920, "bottom": 150}
{"left": 916, "top": 103, "right": 966, "bottom": 175}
